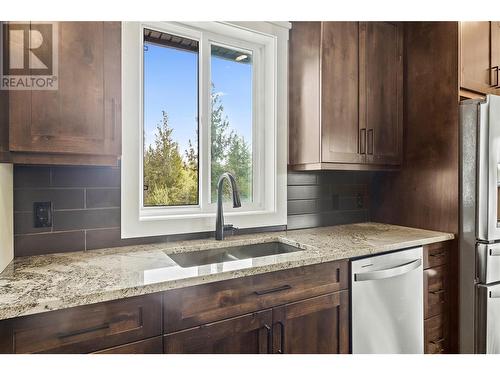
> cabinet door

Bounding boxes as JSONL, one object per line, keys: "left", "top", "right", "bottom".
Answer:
{"left": 93, "top": 337, "right": 163, "bottom": 354}
{"left": 321, "top": 22, "right": 363, "bottom": 164}
{"left": 272, "top": 291, "right": 349, "bottom": 354}
{"left": 9, "top": 22, "right": 121, "bottom": 156}
{"left": 492, "top": 22, "right": 500, "bottom": 94}
{"left": 164, "top": 310, "right": 272, "bottom": 354}
{"left": 460, "top": 22, "right": 492, "bottom": 94}
{"left": 360, "top": 22, "right": 403, "bottom": 166}
{"left": 289, "top": 22, "right": 321, "bottom": 165}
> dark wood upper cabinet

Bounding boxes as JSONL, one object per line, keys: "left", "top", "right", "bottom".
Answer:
{"left": 361, "top": 22, "right": 403, "bottom": 166}
{"left": 321, "top": 22, "right": 362, "bottom": 165}
{"left": 289, "top": 21, "right": 403, "bottom": 171}
{"left": 460, "top": 21, "right": 500, "bottom": 98}
{"left": 1, "top": 22, "right": 121, "bottom": 165}
{"left": 272, "top": 290, "right": 349, "bottom": 354}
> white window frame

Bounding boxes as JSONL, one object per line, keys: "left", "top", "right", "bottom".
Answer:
{"left": 121, "top": 21, "right": 290, "bottom": 238}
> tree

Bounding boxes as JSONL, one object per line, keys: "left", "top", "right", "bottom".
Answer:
{"left": 143, "top": 111, "right": 198, "bottom": 206}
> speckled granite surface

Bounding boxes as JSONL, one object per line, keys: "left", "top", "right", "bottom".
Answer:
{"left": 0, "top": 222, "right": 453, "bottom": 320}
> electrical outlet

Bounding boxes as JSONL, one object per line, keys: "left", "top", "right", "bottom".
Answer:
{"left": 34, "top": 202, "right": 52, "bottom": 228}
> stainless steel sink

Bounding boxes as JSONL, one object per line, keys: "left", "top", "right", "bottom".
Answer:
{"left": 168, "top": 242, "right": 303, "bottom": 268}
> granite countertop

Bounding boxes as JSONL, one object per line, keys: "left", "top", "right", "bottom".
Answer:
{"left": 0, "top": 222, "right": 454, "bottom": 321}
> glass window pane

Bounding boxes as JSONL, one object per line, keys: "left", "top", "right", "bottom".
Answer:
{"left": 210, "top": 44, "right": 253, "bottom": 203}
{"left": 143, "top": 29, "right": 199, "bottom": 207}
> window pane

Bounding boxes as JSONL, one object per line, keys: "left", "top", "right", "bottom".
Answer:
{"left": 210, "top": 44, "right": 253, "bottom": 203}
{"left": 143, "top": 29, "right": 199, "bottom": 207}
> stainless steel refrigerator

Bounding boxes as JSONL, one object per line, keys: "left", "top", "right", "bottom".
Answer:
{"left": 460, "top": 94, "right": 500, "bottom": 353}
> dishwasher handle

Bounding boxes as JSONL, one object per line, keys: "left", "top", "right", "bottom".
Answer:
{"left": 354, "top": 258, "right": 422, "bottom": 282}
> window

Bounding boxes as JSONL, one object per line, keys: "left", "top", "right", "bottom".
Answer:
{"left": 122, "top": 22, "right": 290, "bottom": 238}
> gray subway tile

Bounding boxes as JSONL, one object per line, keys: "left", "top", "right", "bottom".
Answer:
{"left": 14, "top": 212, "right": 52, "bottom": 235}
{"left": 287, "top": 199, "right": 319, "bottom": 215}
{"left": 86, "top": 188, "right": 120, "bottom": 208}
{"left": 287, "top": 185, "right": 321, "bottom": 200}
{"left": 287, "top": 172, "right": 318, "bottom": 186}
{"left": 51, "top": 166, "right": 120, "bottom": 188}
{"left": 14, "top": 231, "right": 85, "bottom": 257}
{"left": 14, "top": 166, "right": 50, "bottom": 188}
{"left": 54, "top": 208, "right": 120, "bottom": 231}
{"left": 14, "top": 188, "right": 84, "bottom": 212}
{"left": 85, "top": 228, "right": 169, "bottom": 250}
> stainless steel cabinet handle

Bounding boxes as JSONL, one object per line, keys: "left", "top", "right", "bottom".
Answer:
{"left": 490, "top": 66, "right": 499, "bottom": 87}
{"left": 430, "top": 289, "right": 445, "bottom": 295}
{"left": 254, "top": 284, "right": 292, "bottom": 296}
{"left": 367, "top": 129, "right": 374, "bottom": 155}
{"left": 263, "top": 324, "right": 272, "bottom": 354}
{"left": 354, "top": 258, "right": 421, "bottom": 282}
{"left": 359, "top": 128, "right": 366, "bottom": 154}
{"left": 57, "top": 322, "right": 110, "bottom": 339}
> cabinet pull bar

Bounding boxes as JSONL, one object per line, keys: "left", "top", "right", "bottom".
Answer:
{"left": 430, "top": 289, "right": 445, "bottom": 295}
{"left": 429, "top": 252, "right": 445, "bottom": 258}
{"left": 263, "top": 324, "right": 272, "bottom": 354}
{"left": 367, "top": 129, "right": 374, "bottom": 155}
{"left": 57, "top": 322, "right": 110, "bottom": 339}
{"left": 277, "top": 321, "right": 285, "bottom": 354}
{"left": 359, "top": 128, "right": 366, "bottom": 154}
{"left": 254, "top": 284, "right": 292, "bottom": 296}
{"left": 430, "top": 337, "right": 445, "bottom": 344}
{"left": 490, "top": 66, "right": 499, "bottom": 87}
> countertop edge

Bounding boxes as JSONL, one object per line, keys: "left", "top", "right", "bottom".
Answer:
{"left": 0, "top": 231, "right": 454, "bottom": 321}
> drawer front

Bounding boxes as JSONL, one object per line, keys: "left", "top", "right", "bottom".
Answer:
{"left": 424, "top": 265, "right": 447, "bottom": 319}
{"left": 163, "top": 261, "right": 348, "bottom": 333}
{"left": 93, "top": 337, "right": 163, "bottom": 354}
{"left": 424, "top": 314, "right": 448, "bottom": 354}
{"left": 2, "top": 294, "right": 162, "bottom": 353}
{"left": 423, "top": 241, "right": 450, "bottom": 269}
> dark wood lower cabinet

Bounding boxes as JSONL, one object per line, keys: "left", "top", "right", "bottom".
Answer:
{"left": 272, "top": 290, "right": 349, "bottom": 354}
{"left": 164, "top": 310, "right": 273, "bottom": 354}
{"left": 0, "top": 261, "right": 351, "bottom": 354}
{"left": 94, "top": 337, "right": 163, "bottom": 354}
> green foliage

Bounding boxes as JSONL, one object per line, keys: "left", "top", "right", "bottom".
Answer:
{"left": 143, "top": 86, "right": 252, "bottom": 207}
{"left": 143, "top": 111, "right": 198, "bottom": 206}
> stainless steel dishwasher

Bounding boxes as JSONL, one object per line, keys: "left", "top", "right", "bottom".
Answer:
{"left": 351, "top": 247, "right": 424, "bottom": 354}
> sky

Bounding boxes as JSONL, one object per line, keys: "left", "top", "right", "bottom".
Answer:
{"left": 143, "top": 41, "right": 253, "bottom": 159}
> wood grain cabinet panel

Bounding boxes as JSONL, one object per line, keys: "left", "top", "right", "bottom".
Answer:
{"left": 424, "top": 314, "right": 448, "bottom": 354}
{"left": 424, "top": 265, "right": 448, "bottom": 320}
{"left": 460, "top": 22, "right": 492, "bottom": 95}
{"left": 0, "top": 294, "right": 161, "bottom": 354}
{"left": 360, "top": 22, "right": 403, "bottom": 166}
{"left": 321, "top": 22, "right": 363, "bottom": 164}
{"left": 163, "top": 261, "right": 348, "bottom": 333}
{"left": 272, "top": 290, "right": 349, "bottom": 354}
{"left": 164, "top": 310, "right": 273, "bottom": 354}
{"left": 93, "top": 337, "right": 163, "bottom": 354}
{"left": 3, "top": 21, "right": 121, "bottom": 165}
{"left": 289, "top": 21, "right": 403, "bottom": 171}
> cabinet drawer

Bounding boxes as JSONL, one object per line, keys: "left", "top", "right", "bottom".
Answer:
{"left": 423, "top": 241, "right": 450, "bottom": 269}
{"left": 424, "top": 314, "right": 448, "bottom": 354}
{"left": 163, "top": 261, "right": 348, "bottom": 333}
{"left": 424, "top": 265, "right": 448, "bottom": 319}
{"left": 93, "top": 337, "right": 163, "bottom": 354}
{"left": 0, "top": 294, "right": 162, "bottom": 353}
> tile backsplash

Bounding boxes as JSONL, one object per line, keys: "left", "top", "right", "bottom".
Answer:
{"left": 287, "top": 171, "right": 370, "bottom": 230}
{"left": 13, "top": 165, "right": 371, "bottom": 257}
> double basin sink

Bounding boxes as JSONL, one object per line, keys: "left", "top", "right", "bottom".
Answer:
{"left": 168, "top": 241, "right": 304, "bottom": 268}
